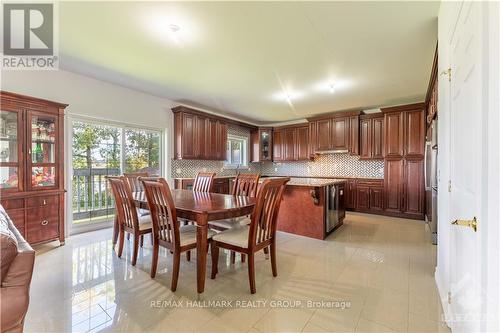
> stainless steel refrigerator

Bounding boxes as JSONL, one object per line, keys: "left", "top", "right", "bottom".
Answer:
{"left": 425, "top": 119, "right": 438, "bottom": 245}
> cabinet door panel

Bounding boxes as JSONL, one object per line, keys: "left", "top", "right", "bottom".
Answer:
{"left": 346, "top": 179, "right": 357, "bottom": 209}
{"left": 384, "top": 159, "right": 404, "bottom": 213}
{"left": 370, "top": 188, "right": 384, "bottom": 211}
{"left": 273, "top": 130, "right": 283, "bottom": 161}
{"left": 26, "top": 204, "right": 59, "bottom": 244}
{"left": 316, "top": 119, "right": 332, "bottom": 151}
{"left": 372, "top": 117, "right": 384, "bottom": 159}
{"left": 405, "top": 110, "right": 425, "bottom": 157}
{"left": 195, "top": 116, "right": 206, "bottom": 158}
{"left": 217, "top": 122, "right": 228, "bottom": 160}
{"left": 181, "top": 113, "right": 196, "bottom": 159}
{"left": 283, "top": 128, "right": 296, "bottom": 161}
{"left": 332, "top": 118, "right": 349, "bottom": 150}
{"left": 205, "top": 118, "right": 218, "bottom": 160}
{"left": 404, "top": 159, "right": 424, "bottom": 216}
{"left": 356, "top": 186, "right": 370, "bottom": 210}
{"left": 359, "top": 119, "right": 371, "bottom": 159}
{"left": 308, "top": 122, "right": 318, "bottom": 156}
{"left": 349, "top": 116, "right": 359, "bottom": 155}
{"left": 27, "top": 111, "right": 59, "bottom": 190}
{"left": 0, "top": 109, "right": 24, "bottom": 193}
{"left": 384, "top": 112, "right": 404, "bottom": 158}
{"left": 295, "top": 126, "right": 309, "bottom": 160}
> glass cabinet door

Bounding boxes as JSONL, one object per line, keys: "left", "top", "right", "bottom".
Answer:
{"left": 0, "top": 109, "right": 22, "bottom": 191}
{"left": 28, "top": 111, "right": 58, "bottom": 189}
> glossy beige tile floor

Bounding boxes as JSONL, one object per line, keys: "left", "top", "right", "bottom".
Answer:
{"left": 27, "top": 213, "right": 451, "bottom": 333}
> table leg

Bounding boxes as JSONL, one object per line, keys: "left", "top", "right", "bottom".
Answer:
{"left": 113, "top": 215, "right": 119, "bottom": 247}
{"left": 196, "top": 214, "right": 208, "bottom": 294}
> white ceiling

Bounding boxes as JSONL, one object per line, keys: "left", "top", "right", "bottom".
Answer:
{"left": 59, "top": 1, "right": 439, "bottom": 124}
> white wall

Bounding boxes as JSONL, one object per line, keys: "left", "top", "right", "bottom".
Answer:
{"left": 1, "top": 69, "right": 176, "bottom": 175}
{"left": 1, "top": 69, "right": 177, "bottom": 233}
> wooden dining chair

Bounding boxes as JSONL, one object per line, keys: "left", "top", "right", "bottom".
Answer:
{"left": 192, "top": 172, "right": 216, "bottom": 192}
{"left": 108, "top": 177, "right": 153, "bottom": 266}
{"left": 209, "top": 173, "right": 261, "bottom": 263}
{"left": 210, "top": 177, "right": 290, "bottom": 294}
{"left": 123, "top": 172, "right": 149, "bottom": 192}
{"left": 142, "top": 178, "right": 216, "bottom": 291}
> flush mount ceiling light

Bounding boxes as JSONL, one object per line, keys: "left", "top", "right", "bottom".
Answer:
{"left": 142, "top": 10, "right": 198, "bottom": 45}
{"left": 271, "top": 90, "right": 304, "bottom": 104}
{"left": 312, "top": 79, "right": 352, "bottom": 94}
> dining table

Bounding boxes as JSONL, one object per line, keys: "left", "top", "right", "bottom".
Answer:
{"left": 112, "top": 189, "right": 256, "bottom": 294}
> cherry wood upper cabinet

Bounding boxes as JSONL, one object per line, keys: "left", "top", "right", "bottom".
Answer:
{"left": 359, "top": 119, "right": 371, "bottom": 159}
{"left": 216, "top": 122, "right": 228, "bottom": 160}
{"left": 176, "top": 112, "right": 196, "bottom": 159}
{"left": 172, "top": 106, "right": 236, "bottom": 160}
{"left": 273, "top": 125, "right": 309, "bottom": 161}
{"left": 384, "top": 112, "right": 404, "bottom": 158}
{"left": 308, "top": 121, "right": 318, "bottom": 157}
{"left": 404, "top": 109, "right": 425, "bottom": 157}
{"left": 349, "top": 116, "right": 359, "bottom": 155}
{"left": 316, "top": 119, "right": 332, "bottom": 151}
{"left": 372, "top": 117, "right": 384, "bottom": 159}
{"left": 307, "top": 112, "right": 360, "bottom": 155}
{"left": 295, "top": 126, "right": 309, "bottom": 160}
{"left": 382, "top": 103, "right": 425, "bottom": 158}
{"left": 359, "top": 114, "right": 384, "bottom": 160}
{"left": 251, "top": 128, "right": 273, "bottom": 162}
{"left": 283, "top": 127, "right": 296, "bottom": 161}
{"left": 272, "top": 129, "right": 283, "bottom": 161}
{"left": 332, "top": 117, "right": 349, "bottom": 150}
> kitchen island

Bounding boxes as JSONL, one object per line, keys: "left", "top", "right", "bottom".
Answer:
{"left": 276, "top": 177, "right": 346, "bottom": 240}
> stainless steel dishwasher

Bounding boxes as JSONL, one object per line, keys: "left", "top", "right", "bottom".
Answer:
{"left": 325, "top": 183, "right": 346, "bottom": 233}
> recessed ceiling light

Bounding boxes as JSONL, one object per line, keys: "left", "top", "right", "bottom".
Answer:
{"left": 329, "top": 84, "right": 336, "bottom": 93}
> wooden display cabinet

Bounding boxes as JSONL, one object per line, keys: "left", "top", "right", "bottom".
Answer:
{"left": 0, "top": 91, "right": 67, "bottom": 246}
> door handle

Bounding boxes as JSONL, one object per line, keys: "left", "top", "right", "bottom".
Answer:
{"left": 451, "top": 217, "right": 477, "bottom": 232}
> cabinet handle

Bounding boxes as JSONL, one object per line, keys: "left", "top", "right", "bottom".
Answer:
{"left": 41, "top": 220, "right": 49, "bottom": 226}
{"left": 43, "top": 199, "right": 47, "bottom": 205}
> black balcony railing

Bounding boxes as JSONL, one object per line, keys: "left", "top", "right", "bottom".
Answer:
{"left": 72, "top": 168, "right": 121, "bottom": 222}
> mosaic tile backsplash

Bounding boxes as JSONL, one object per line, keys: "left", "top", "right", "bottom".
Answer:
{"left": 259, "top": 154, "right": 384, "bottom": 178}
{"left": 172, "top": 154, "right": 384, "bottom": 179}
{"left": 171, "top": 125, "right": 384, "bottom": 179}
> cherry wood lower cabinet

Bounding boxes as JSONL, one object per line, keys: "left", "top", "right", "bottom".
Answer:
{"left": 384, "top": 158, "right": 425, "bottom": 219}
{"left": 352, "top": 179, "right": 384, "bottom": 213}
{"left": 174, "top": 177, "right": 231, "bottom": 194}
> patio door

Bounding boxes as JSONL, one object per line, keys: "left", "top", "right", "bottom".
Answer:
{"left": 72, "top": 121, "right": 122, "bottom": 225}
{"left": 70, "top": 119, "right": 162, "bottom": 229}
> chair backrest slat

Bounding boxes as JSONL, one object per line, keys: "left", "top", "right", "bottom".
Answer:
{"left": 124, "top": 172, "right": 149, "bottom": 192}
{"left": 193, "top": 172, "right": 216, "bottom": 192}
{"left": 143, "top": 178, "right": 179, "bottom": 248}
{"left": 232, "top": 173, "right": 260, "bottom": 197}
{"left": 248, "top": 178, "right": 289, "bottom": 248}
{"left": 108, "top": 177, "right": 139, "bottom": 231}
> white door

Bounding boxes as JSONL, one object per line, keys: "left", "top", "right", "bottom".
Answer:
{"left": 448, "top": 2, "right": 484, "bottom": 332}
